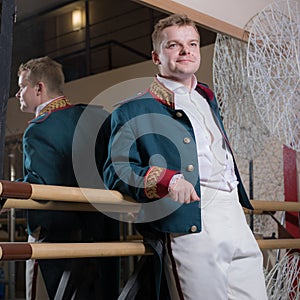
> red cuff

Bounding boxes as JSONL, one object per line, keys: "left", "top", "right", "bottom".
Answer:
{"left": 144, "top": 167, "right": 178, "bottom": 199}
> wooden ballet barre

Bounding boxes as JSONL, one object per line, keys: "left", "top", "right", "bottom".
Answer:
{"left": 0, "top": 180, "right": 136, "bottom": 205}
{"left": 1, "top": 180, "right": 300, "bottom": 214}
{"left": 0, "top": 238, "right": 299, "bottom": 261}
{"left": 0, "top": 217, "right": 26, "bottom": 224}
{"left": 3, "top": 198, "right": 298, "bottom": 214}
{"left": 0, "top": 242, "right": 153, "bottom": 260}
{"left": 2, "top": 198, "right": 140, "bottom": 213}
{"left": 257, "top": 238, "right": 300, "bottom": 250}
{"left": 2, "top": 198, "right": 100, "bottom": 212}
{"left": 3, "top": 199, "right": 300, "bottom": 214}
{"left": 2, "top": 198, "right": 300, "bottom": 214}
{"left": 250, "top": 200, "right": 300, "bottom": 212}
{"left": 0, "top": 180, "right": 141, "bottom": 213}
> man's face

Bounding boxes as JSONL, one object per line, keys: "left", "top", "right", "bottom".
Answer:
{"left": 152, "top": 25, "right": 201, "bottom": 88}
{"left": 16, "top": 70, "right": 40, "bottom": 114}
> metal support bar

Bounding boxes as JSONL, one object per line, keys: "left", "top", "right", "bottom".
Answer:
{"left": 0, "top": 2, "right": 16, "bottom": 299}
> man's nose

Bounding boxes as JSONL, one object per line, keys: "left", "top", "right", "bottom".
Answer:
{"left": 16, "top": 90, "right": 20, "bottom": 98}
{"left": 180, "top": 45, "right": 190, "bottom": 55}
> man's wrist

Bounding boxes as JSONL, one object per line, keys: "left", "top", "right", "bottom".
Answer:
{"left": 168, "top": 173, "right": 184, "bottom": 191}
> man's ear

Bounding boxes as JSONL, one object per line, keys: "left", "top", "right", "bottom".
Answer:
{"left": 152, "top": 50, "right": 161, "bottom": 65}
{"left": 36, "top": 82, "right": 43, "bottom": 95}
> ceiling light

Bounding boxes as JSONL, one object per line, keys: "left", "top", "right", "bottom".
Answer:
{"left": 72, "top": 9, "right": 83, "bottom": 31}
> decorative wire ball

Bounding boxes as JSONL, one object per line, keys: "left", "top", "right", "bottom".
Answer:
{"left": 213, "top": 33, "right": 270, "bottom": 160}
{"left": 265, "top": 252, "right": 300, "bottom": 300}
{"left": 246, "top": 0, "right": 300, "bottom": 152}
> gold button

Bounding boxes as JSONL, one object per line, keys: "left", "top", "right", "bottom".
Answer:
{"left": 176, "top": 112, "right": 183, "bottom": 118}
{"left": 190, "top": 225, "right": 197, "bottom": 233}
{"left": 186, "top": 165, "right": 194, "bottom": 172}
{"left": 183, "top": 137, "right": 191, "bottom": 144}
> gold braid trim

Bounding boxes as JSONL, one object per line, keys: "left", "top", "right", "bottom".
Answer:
{"left": 38, "top": 97, "right": 71, "bottom": 116}
{"left": 149, "top": 79, "right": 175, "bottom": 108}
{"left": 145, "top": 166, "right": 165, "bottom": 199}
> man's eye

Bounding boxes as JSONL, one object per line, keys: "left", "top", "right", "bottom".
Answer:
{"left": 168, "top": 43, "right": 177, "bottom": 48}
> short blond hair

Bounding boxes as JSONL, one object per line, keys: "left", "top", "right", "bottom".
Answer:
{"left": 18, "top": 56, "right": 64, "bottom": 94}
{"left": 152, "top": 14, "right": 199, "bottom": 51}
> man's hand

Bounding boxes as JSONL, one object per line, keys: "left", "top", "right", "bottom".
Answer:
{"left": 168, "top": 178, "right": 200, "bottom": 204}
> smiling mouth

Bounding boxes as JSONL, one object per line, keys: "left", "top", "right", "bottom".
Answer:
{"left": 177, "top": 60, "right": 194, "bottom": 64}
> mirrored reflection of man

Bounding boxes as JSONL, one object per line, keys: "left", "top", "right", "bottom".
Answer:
{"left": 16, "top": 56, "right": 119, "bottom": 300}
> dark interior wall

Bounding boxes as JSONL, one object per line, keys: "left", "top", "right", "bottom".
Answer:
{"left": 10, "top": 0, "right": 167, "bottom": 96}
{"left": 10, "top": 0, "right": 216, "bottom": 97}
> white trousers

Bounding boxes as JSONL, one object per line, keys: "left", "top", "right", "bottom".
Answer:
{"left": 164, "top": 187, "right": 268, "bottom": 300}
{"left": 26, "top": 234, "right": 49, "bottom": 300}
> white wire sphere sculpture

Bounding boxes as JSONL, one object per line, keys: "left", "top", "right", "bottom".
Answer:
{"left": 265, "top": 252, "right": 300, "bottom": 300}
{"left": 213, "top": 33, "right": 270, "bottom": 160}
{"left": 247, "top": 0, "right": 300, "bottom": 152}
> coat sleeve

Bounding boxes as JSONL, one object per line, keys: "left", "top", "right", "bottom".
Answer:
{"left": 100, "top": 110, "right": 178, "bottom": 203}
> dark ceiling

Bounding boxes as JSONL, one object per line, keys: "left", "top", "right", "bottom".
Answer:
{"left": 10, "top": 0, "right": 216, "bottom": 95}
{"left": 15, "top": 0, "right": 72, "bottom": 20}
{"left": 14, "top": 0, "right": 216, "bottom": 46}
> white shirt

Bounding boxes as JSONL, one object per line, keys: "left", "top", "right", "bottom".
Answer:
{"left": 157, "top": 75, "right": 238, "bottom": 191}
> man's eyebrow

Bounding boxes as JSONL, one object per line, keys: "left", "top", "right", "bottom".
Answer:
{"left": 166, "top": 40, "right": 178, "bottom": 44}
{"left": 167, "top": 38, "right": 199, "bottom": 43}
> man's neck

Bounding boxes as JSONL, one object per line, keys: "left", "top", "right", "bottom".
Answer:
{"left": 158, "top": 74, "right": 195, "bottom": 90}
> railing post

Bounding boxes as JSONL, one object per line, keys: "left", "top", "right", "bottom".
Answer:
{"left": 85, "top": 0, "right": 91, "bottom": 76}
{"left": 0, "top": 1, "right": 16, "bottom": 299}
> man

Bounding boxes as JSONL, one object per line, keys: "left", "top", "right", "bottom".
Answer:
{"left": 16, "top": 56, "right": 119, "bottom": 299}
{"left": 100, "top": 14, "right": 267, "bottom": 299}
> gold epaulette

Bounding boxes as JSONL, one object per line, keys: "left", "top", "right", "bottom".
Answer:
{"left": 149, "top": 79, "right": 175, "bottom": 108}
